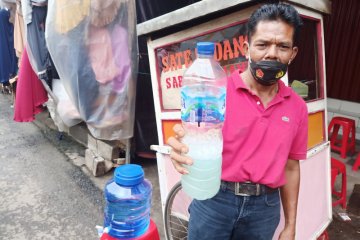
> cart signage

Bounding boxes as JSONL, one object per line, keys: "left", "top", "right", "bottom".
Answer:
{"left": 155, "top": 22, "right": 248, "bottom": 110}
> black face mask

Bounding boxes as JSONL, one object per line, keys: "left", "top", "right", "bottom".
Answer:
{"left": 249, "top": 59, "right": 288, "bottom": 86}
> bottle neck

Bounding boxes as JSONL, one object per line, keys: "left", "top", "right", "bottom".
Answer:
{"left": 197, "top": 53, "right": 214, "bottom": 59}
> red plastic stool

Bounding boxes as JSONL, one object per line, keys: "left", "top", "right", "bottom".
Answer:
{"left": 328, "top": 116, "right": 356, "bottom": 158}
{"left": 331, "top": 158, "right": 347, "bottom": 209}
{"left": 101, "top": 219, "right": 160, "bottom": 240}
{"left": 317, "top": 230, "right": 329, "bottom": 240}
{"left": 331, "top": 168, "right": 338, "bottom": 190}
{"left": 352, "top": 153, "right": 360, "bottom": 171}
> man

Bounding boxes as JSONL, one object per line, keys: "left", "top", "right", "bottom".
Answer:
{"left": 167, "top": 3, "right": 308, "bottom": 240}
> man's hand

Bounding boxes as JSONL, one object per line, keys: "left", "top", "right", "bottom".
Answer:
{"left": 278, "top": 226, "right": 295, "bottom": 240}
{"left": 166, "top": 124, "right": 193, "bottom": 174}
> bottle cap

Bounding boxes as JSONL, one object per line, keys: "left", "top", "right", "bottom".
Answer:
{"left": 197, "top": 42, "right": 215, "bottom": 55}
{"left": 114, "top": 164, "right": 144, "bottom": 186}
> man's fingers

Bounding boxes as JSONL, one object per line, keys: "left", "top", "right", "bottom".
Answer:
{"left": 170, "top": 159, "right": 189, "bottom": 175}
{"left": 173, "top": 124, "right": 185, "bottom": 138}
{"left": 170, "top": 150, "right": 193, "bottom": 166}
{"left": 167, "top": 136, "right": 188, "bottom": 154}
{"left": 166, "top": 123, "right": 192, "bottom": 175}
{"left": 169, "top": 150, "right": 192, "bottom": 174}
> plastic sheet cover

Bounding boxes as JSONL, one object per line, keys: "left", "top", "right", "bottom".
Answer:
{"left": 45, "top": 0, "right": 138, "bottom": 140}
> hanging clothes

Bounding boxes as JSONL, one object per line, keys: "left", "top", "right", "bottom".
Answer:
{"left": 0, "top": 8, "right": 17, "bottom": 84}
{"left": 26, "top": 5, "right": 48, "bottom": 74}
{"left": 13, "top": 0, "right": 25, "bottom": 57}
{"left": 90, "top": 0, "right": 121, "bottom": 27}
{"left": 86, "top": 25, "right": 120, "bottom": 84}
{"left": 14, "top": 46, "right": 48, "bottom": 122}
{"left": 26, "top": 1, "right": 58, "bottom": 91}
{"left": 111, "top": 25, "right": 131, "bottom": 93}
{"left": 55, "top": 0, "right": 90, "bottom": 34}
{"left": 21, "top": 0, "right": 32, "bottom": 24}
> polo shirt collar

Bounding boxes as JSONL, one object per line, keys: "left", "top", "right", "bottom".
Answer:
{"left": 233, "top": 70, "right": 248, "bottom": 90}
{"left": 233, "top": 69, "right": 292, "bottom": 98}
{"left": 277, "top": 79, "right": 292, "bottom": 98}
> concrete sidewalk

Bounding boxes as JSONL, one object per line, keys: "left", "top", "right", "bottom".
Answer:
{"left": 1, "top": 94, "right": 103, "bottom": 239}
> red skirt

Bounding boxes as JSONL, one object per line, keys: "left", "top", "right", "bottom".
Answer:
{"left": 14, "top": 47, "right": 48, "bottom": 122}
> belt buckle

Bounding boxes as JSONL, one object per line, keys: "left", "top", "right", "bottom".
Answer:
{"left": 234, "top": 182, "right": 261, "bottom": 196}
{"left": 235, "top": 182, "right": 250, "bottom": 196}
{"left": 255, "top": 183, "right": 261, "bottom": 196}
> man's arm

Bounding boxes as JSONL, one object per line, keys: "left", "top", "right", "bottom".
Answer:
{"left": 279, "top": 159, "right": 300, "bottom": 240}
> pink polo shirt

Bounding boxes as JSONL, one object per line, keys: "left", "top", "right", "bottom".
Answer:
{"left": 221, "top": 70, "right": 308, "bottom": 188}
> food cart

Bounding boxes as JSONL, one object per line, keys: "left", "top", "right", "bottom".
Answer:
{"left": 138, "top": 0, "right": 332, "bottom": 239}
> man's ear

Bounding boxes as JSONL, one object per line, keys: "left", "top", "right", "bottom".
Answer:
{"left": 243, "top": 41, "right": 250, "bottom": 59}
{"left": 289, "top": 46, "right": 298, "bottom": 64}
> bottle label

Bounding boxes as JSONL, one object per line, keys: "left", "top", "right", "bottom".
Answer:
{"left": 181, "top": 86, "right": 226, "bottom": 124}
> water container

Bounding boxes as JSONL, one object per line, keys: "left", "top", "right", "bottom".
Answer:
{"left": 104, "top": 164, "right": 152, "bottom": 239}
{"left": 180, "top": 42, "right": 227, "bottom": 200}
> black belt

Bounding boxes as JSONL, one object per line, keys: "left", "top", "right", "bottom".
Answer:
{"left": 221, "top": 181, "right": 278, "bottom": 196}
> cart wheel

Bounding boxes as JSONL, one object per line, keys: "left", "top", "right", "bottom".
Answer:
{"left": 164, "top": 182, "right": 192, "bottom": 240}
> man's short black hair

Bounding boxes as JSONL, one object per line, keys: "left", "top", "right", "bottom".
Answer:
{"left": 247, "top": 3, "right": 303, "bottom": 44}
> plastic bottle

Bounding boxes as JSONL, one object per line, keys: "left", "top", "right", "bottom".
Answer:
{"left": 180, "top": 42, "right": 227, "bottom": 200}
{"left": 104, "top": 164, "right": 152, "bottom": 239}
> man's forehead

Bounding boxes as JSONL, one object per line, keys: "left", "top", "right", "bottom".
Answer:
{"left": 254, "top": 19, "right": 295, "bottom": 31}
{"left": 251, "top": 20, "right": 295, "bottom": 41}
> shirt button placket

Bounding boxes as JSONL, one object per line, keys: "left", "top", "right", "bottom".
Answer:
{"left": 255, "top": 99, "right": 264, "bottom": 112}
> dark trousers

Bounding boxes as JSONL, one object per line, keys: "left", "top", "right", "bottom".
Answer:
{"left": 188, "top": 184, "right": 281, "bottom": 240}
